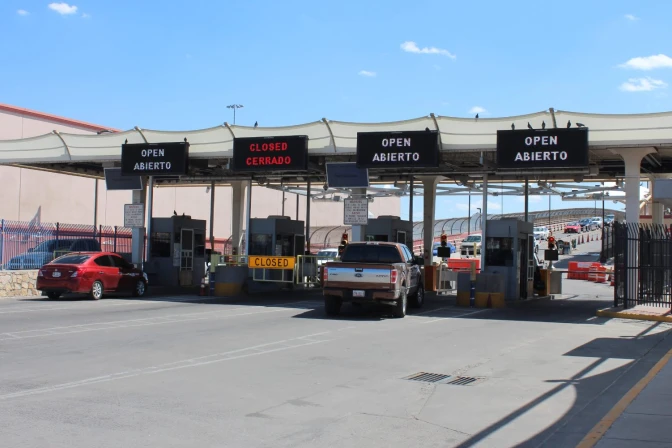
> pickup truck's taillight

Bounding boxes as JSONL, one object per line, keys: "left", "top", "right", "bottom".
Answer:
{"left": 323, "top": 267, "right": 328, "bottom": 282}
{"left": 390, "top": 269, "right": 398, "bottom": 284}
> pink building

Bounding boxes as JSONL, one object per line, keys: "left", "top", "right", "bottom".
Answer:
{"left": 0, "top": 104, "right": 400, "bottom": 242}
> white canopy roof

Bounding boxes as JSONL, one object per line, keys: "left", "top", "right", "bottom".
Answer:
{"left": 1, "top": 109, "right": 671, "bottom": 164}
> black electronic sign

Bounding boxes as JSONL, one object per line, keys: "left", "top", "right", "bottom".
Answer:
{"left": 121, "top": 142, "right": 189, "bottom": 176}
{"left": 104, "top": 168, "right": 143, "bottom": 190}
{"left": 326, "top": 162, "right": 369, "bottom": 188}
{"left": 496, "top": 128, "right": 589, "bottom": 169}
{"left": 232, "top": 136, "right": 308, "bottom": 172}
{"left": 356, "top": 130, "right": 440, "bottom": 169}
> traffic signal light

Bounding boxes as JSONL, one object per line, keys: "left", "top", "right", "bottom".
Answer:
{"left": 338, "top": 233, "right": 348, "bottom": 256}
{"left": 548, "top": 236, "right": 556, "bottom": 250}
{"left": 440, "top": 233, "right": 448, "bottom": 247}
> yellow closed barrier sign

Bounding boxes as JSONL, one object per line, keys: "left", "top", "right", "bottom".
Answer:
{"left": 248, "top": 256, "right": 296, "bottom": 270}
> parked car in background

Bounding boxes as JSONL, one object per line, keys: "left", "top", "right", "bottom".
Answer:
{"left": 432, "top": 241, "right": 456, "bottom": 257}
{"left": 605, "top": 214, "right": 615, "bottom": 226}
{"left": 590, "top": 217, "right": 604, "bottom": 229}
{"left": 5, "top": 238, "right": 101, "bottom": 270}
{"left": 316, "top": 248, "right": 338, "bottom": 266}
{"left": 564, "top": 222, "right": 582, "bottom": 233}
{"left": 578, "top": 218, "right": 595, "bottom": 232}
{"left": 533, "top": 226, "right": 549, "bottom": 240}
{"left": 460, "top": 235, "right": 482, "bottom": 257}
{"left": 36, "top": 252, "right": 147, "bottom": 300}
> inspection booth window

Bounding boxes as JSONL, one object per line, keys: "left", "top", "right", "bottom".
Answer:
{"left": 250, "top": 234, "right": 273, "bottom": 255}
{"left": 485, "top": 237, "right": 514, "bottom": 267}
{"left": 194, "top": 231, "right": 205, "bottom": 258}
{"left": 151, "top": 232, "right": 171, "bottom": 258}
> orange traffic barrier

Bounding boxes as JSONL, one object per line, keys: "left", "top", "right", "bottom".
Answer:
{"left": 447, "top": 259, "right": 481, "bottom": 272}
{"left": 569, "top": 261, "right": 601, "bottom": 280}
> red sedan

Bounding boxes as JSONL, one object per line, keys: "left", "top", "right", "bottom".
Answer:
{"left": 36, "top": 252, "right": 148, "bottom": 300}
{"left": 564, "top": 221, "right": 582, "bottom": 233}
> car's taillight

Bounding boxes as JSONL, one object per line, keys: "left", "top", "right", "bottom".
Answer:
{"left": 70, "top": 270, "right": 79, "bottom": 278}
{"left": 38, "top": 270, "right": 44, "bottom": 277}
{"left": 323, "top": 268, "right": 328, "bottom": 282}
{"left": 390, "top": 269, "right": 398, "bottom": 284}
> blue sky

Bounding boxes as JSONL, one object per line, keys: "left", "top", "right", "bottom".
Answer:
{"left": 3, "top": 0, "right": 670, "bottom": 220}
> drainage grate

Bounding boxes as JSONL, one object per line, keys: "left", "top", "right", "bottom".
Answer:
{"left": 446, "top": 376, "right": 479, "bottom": 386}
{"left": 404, "top": 372, "right": 450, "bottom": 383}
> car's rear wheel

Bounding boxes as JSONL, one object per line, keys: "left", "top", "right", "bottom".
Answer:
{"left": 90, "top": 281, "right": 104, "bottom": 300}
{"left": 324, "top": 295, "right": 341, "bottom": 316}
{"left": 46, "top": 292, "right": 61, "bottom": 300}
{"left": 410, "top": 282, "right": 424, "bottom": 308}
{"left": 392, "top": 288, "right": 407, "bottom": 318}
{"left": 132, "top": 280, "right": 146, "bottom": 297}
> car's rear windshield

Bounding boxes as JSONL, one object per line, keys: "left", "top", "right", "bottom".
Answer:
{"left": 51, "top": 254, "right": 91, "bottom": 265}
{"left": 341, "top": 245, "right": 403, "bottom": 263}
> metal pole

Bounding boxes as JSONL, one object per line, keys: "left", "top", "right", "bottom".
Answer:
{"left": 548, "top": 194, "right": 551, "bottom": 229}
{"left": 282, "top": 189, "right": 286, "bottom": 216}
{"left": 468, "top": 188, "right": 471, "bottom": 234}
{"left": 146, "top": 176, "right": 154, "bottom": 261}
{"left": 409, "top": 176, "right": 414, "bottom": 222}
{"left": 481, "top": 174, "right": 488, "bottom": 271}
{"left": 93, "top": 179, "right": 99, "bottom": 230}
{"left": 245, "top": 180, "right": 252, "bottom": 255}
{"left": 306, "top": 178, "right": 311, "bottom": 254}
{"left": 524, "top": 177, "right": 529, "bottom": 222}
{"left": 209, "top": 181, "right": 215, "bottom": 251}
{"left": 296, "top": 192, "right": 299, "bottom": 221}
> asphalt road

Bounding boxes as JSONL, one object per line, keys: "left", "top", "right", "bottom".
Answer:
{"left": 1, "top": 280, "right": 671, "bottom": 447}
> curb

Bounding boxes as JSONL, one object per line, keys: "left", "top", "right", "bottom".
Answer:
{"left": 596, "top": 309, "right": 672, "bottom": 323}
{"left": 576, "top": 348, "right": 672, "bottom": 448}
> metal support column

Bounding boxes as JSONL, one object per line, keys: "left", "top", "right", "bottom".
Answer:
{"left": 306, "top": 178, "right": 311, "bottom": 254}
{"left": 245, "top": 180, "right": 252, "bottom": 256}
{"left": 209, "top": 181, "right": 215, "bottom": 251}
{"left": 481, "top": 174, "right": 488, "bottom": 272}
{"left": 93, "top": 179, "right": 99, "bottom": 231}
{"left": 146, "top": 176, "right": 154, "bottom": 262}
{"left": 524, "top": 177, "right": 529, "bottom": 222}
{"left": 409, "top": 176, "right": 414, "bottom": 222}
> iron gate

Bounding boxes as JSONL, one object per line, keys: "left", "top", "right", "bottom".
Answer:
{"left": 614, "top": 222, "right": 672, "bottom": 309}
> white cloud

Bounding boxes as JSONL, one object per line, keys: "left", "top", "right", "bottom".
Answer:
{"left": 358, "top": 70, "right": 376, "bottom": 77}
{"left": 48, "top": 2, "right": 78, "bottom": 15}
{"left": 469, "top": 106, "right": 487, "bottom": 115}
{"left": 401, "top": 41, "right": 456, "bottom": 59}
{"left": 619, "top": 77, "right": 668, "bottom": 92}
{"left": 17, "top": 9, "right": 29, "bottom": 15}
{"left": 624, "top": 14, "right": 639, "bottom": 21}
{"left": 619, "top": 54, "right": 672, "bottom": 70}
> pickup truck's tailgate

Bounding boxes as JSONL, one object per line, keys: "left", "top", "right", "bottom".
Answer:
{"left": 325, "top": 263, "right": 392, "bottom": 288}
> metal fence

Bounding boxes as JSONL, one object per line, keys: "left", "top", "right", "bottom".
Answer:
{"left": 0, "top": 220, "right": 134, "bottom": 270}
{"left": 614, "top": 223, "right": 672, "bottom": 309}
{"left": 601, "top": 225, "right": 614, "bottom": 263}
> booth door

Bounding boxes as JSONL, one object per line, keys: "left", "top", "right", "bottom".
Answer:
{"left": 180, "top": 228, "right": 194, "bottom": 286}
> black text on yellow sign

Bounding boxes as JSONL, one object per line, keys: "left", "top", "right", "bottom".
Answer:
{"left": 248, "top": 256, "right": 296, "bottom": 270}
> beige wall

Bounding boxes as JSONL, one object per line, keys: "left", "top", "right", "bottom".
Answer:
{"left": 0, "top": 108, "right": 401, "bottom": 237}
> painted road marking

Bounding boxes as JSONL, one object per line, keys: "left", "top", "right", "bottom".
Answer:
{"left": 576, "top": 348, "right": 672, "bottom": 448}
{"left": 0, "top": 332, "right": 331, "bottom": 401}
{"left": 0, "top": 300, "right": 322, "bottom": 341}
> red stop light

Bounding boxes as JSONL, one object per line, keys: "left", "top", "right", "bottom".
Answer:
{"left": 440, "top": 233, "right": 447, "bottom": 247}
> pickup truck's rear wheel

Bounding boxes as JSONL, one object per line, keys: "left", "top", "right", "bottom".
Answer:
{"left": 324, "top": 295, "right": 342, "bottom": 316}
{"left": 410, "top": 283, "right": 424, "bottom": 308}
{"left": 392, "top": 288, "right": 407, "bottom": 318}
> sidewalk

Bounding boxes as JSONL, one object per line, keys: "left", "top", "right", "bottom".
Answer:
{"left": 585, "top": 349, "right": 672, "bottom": 447}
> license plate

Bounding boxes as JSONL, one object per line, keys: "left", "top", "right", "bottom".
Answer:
{"left": 352, "top": 290, "right": 365, "bottom": 298}
{"left": 52, "top": 272, "right": 61, "bottom": 278}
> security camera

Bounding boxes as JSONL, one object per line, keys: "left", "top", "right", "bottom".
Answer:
{"left": 323, "top": 184, "right": 328, "bottom": 191}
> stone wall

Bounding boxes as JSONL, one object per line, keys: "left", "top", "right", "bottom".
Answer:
{"left": 0, "top": 270, "right": 39, "bottom": 297}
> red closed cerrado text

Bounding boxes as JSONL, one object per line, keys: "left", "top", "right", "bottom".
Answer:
{"left": 245, "top": 141, "right": 293, "bottom": 166}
